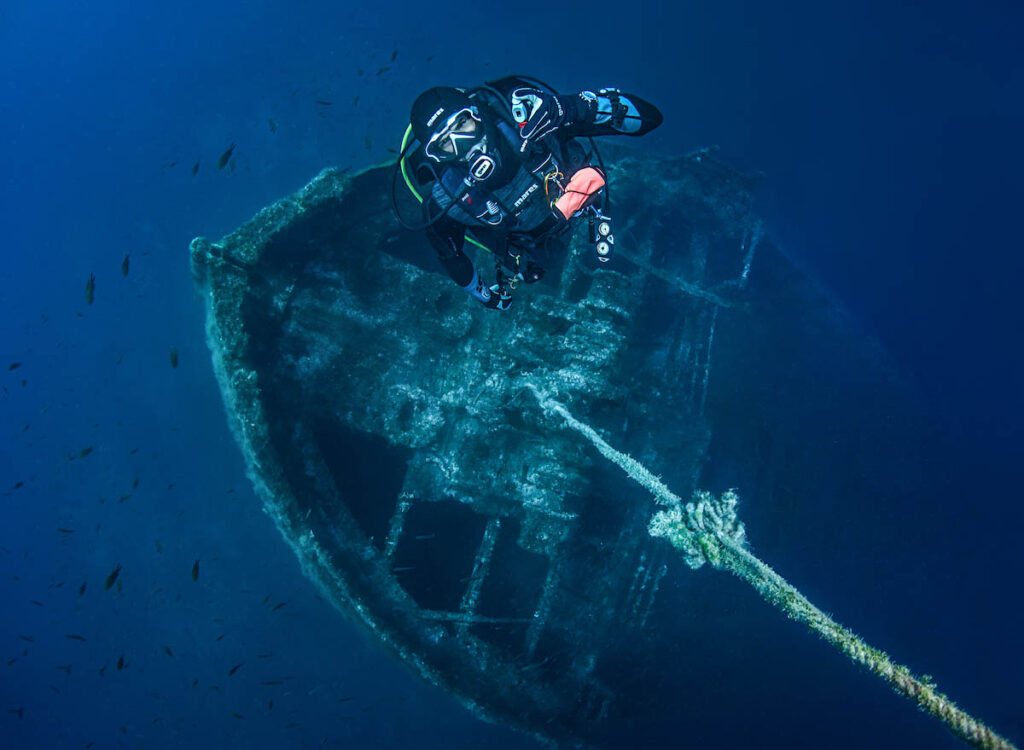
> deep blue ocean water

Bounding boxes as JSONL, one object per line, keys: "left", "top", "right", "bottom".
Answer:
{"left": 2, "top": 1, "right": 1021, "bottom": 748}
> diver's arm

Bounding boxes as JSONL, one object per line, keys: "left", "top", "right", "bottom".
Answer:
{"left": 568, "top": 88, "right": 663, "bottom": 137}
{"left": 512, "top": 87, "right": 663, "bottom": 140}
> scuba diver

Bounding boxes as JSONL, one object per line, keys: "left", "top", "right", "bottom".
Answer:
{"left": 392, "top": 76, "right": 663, "bottom": 310}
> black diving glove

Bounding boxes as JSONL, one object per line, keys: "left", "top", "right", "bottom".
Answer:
{"left": 511, "top": 88, "right": 582, "bottom": 141}
{"left": 517, "top": 262, "right": 545, "bottom": 284}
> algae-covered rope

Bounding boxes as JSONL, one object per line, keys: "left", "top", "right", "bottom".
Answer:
{"left": 525, "top": 383, "right": 1017, "bottom": 750}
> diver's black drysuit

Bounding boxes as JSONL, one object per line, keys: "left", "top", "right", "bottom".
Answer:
{"left": 410, "top": 76, "right": 663, "bottom": 307}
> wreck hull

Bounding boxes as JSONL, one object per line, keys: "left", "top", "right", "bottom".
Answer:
{"left": 190, "top": 147, "right": 918, "bottom": 747}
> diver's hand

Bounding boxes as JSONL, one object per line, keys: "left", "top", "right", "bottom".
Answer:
{"left": 516, "top": 262, "right": 545, "bottom": 284}
{"left": 482, "top": 285, "right": 512, "bottom": 311}
{"left": 511, "top": 88, "right": 570, "bottom": 141}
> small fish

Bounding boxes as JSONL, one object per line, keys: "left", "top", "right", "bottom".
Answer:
{"left": 217, "top": 143, "right": 235, "bottom": 169}
{"left": 228, "top": 663, "right": 243, "bottom": 676}
{"left": 17, "top": 635, "right": 33, "bottom": 643}
{"left": 29, "top": 600, "right": 44, "bottom": 607}
{"left": 56, "top": 664, "right": 71, "bottom": 676}
{"left": 414, "top": 534, "right": 435, "bottom": 540}
{"left": 364, "top": 135, "right": 372, "bottom": 151}
{"left": 356, "top": 67, "right": 364, "bottom": 76}
{"left": 98, "top": 665, "right": 106, "bottom": 677}
{"left": 104, "top": 563, "right": 122, "bottom": 590}
{"left": 376, "top": 66, "right": 390, "bottom": 76}
{"left": 268, "top": 118, "right": 277, "bottom": 133}
{"left": 6, "top": 658, "right": 15, "bottom": 666}
{"left": 191, "top": 559, "right": 199, "bottom": 582}
{"left": 314, "top": 100, "right": 333, "bottom": 107}
{"left": 116, "top": 655, "right": 125, "bottom": 670}
{"left": 337, "top": 696, "right": 353, "bottom": 703}
{"left": 353, "top": 95, "right": 359, "bottom": 106}
{"left": 170, "top": 348, "right": 178, "bottom": 368}
{"left": 12, "top": 481, "right": 24, "bottom": 490}
{"left": 7, "top": 707, "right": 23, "bottom": 719}
{"left": 256, "top": 653, "right": 272, "bottom": 659}
{"left": 168, "top": 161, "right": 177, "bottom": 168}
{"left": 192, "top": 161, "right": 200, "bottom": 176}
{"left": 229, "top": 158, "right": 235, "bottom": 172}
{"left": 49, "top": 685, "right": 61, "bottom": 694}
{"left": 391, "top": 566, "right": 415, "bottom": 573}
{"left": 191, "top": 679, "right": 198, "bottom": 688}
{"left": 121, "top": 253, "right": 130, "bottom": 277}
{"left": 390, "top": 49, "right": 397, "bottom": 62}
{"left": 163, "top": 646, "right": 173, "bottom": 657}
{"left": 426, "top": 55, "right": 434, "bottom": 62}
{"left": 154, "top": 540, "right": 164, "bottom": 553}
{"left": 57, "top": 528, "right": 75, "bottom": 534}
{"left": 129, "top": 448, "right": 138, "bottom": 455}
{"left": 231, "top": 712, "right": 244, "bottom": 720}
{"left": 259, "top": 680, "right": 282, "bottom": 686}
{"left": 8, "top": 362, "right": 21, "bottom": 371}
{"left": 78, "top": 582, "right": 86, "bottom": 596}
{"left": 131, "top": 477, "right": 139, "bottom": 490}
{"left": 268, "top": 699, "right": 274, "bottom": 710}
{"left": 271, "top": 600, "right": 288, "bottom": 611}
{"left": 79, "top": 446, "right": 93, "bottom": 458}
{"left": 117, "top": 493, "right": 132, "bottom": 503}
{"left": 85, "top": 273, "right": 96, "bottom": 305}
{"left": 285, "top": 722, "right": 301, "bottom": 729}
{"left": 64, "top": 634, "right": 87, "bottom": 642}
{"left": 215, "top": 634, "right": 225, "bottom": 642}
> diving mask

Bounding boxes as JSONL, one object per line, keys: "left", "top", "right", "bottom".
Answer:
{"left": 424, "top": 107, "right": 484, "bottom": 162}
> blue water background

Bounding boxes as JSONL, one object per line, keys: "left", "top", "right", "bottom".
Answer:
{"left": 1, "top": 1, "right": 1021, "bottom": 747}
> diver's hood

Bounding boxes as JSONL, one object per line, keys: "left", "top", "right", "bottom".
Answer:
{"left": 409, "top": 86, "right": 474, "bottom": 146}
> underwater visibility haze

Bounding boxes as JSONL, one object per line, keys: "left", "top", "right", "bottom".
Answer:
{"left": 2, "top": 1, "right": 1022, "bottom": 748}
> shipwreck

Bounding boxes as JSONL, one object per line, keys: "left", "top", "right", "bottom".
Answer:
{"left": 189, "top": 143, "right": 1012, "bottom": 748}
